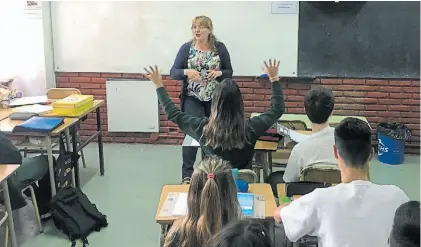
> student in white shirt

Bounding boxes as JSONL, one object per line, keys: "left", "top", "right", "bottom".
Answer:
{"left": 283, "top": 86, "right": 337, "bottom": 182}
{"left": 274, "top": 117, "right": 410, "bottom": 247}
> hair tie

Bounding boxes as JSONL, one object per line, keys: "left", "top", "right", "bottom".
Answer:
{"left": 207, "top": 173, "right": 214, "bottom": 179}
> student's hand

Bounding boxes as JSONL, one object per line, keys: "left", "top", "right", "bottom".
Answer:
{"left": 263, "top": 59, "right": 280, "bottom": 82}
{"left": 207, "top": 70, "right": 222, "bottom": 80}
{"left": 185, "top": 69, "right": 201, "bottom": 82}
{"left": 273, "top": 202, "right": 290, "bottom": 223}
{"left": 144, "top": 65, "right": 164, "bottom": 88}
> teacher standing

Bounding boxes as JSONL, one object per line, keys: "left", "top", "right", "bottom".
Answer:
{"left": 170, "top": 16, "right": 233, "bottom": 184}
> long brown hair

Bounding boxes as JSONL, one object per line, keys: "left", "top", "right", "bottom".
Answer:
{"left": 164, "top": 157, "right": 240, "bottom": 247}
{"left": 191, "top": 16, "right": 217, "bottom": 51}
{"left": 202, "top": 79, "right": 248, "bottom": 150}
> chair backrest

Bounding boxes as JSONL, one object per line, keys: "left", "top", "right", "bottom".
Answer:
{"left": 238, "top": 169, "right": 258, "bottom": 183}
{"left": 300, "top": 163, "right": 342, "bottom": 184}
{"left": 47, "top": 88, "right": 81, "bottom": 100}
{"left": 285, "top": 181, "right": 332, "bottom": 197}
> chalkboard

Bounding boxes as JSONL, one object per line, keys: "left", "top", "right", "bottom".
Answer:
{"left": 298, "top": 1, "right": 420, "bottom": 79}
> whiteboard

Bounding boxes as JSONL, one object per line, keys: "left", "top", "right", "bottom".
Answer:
{"left": 106, "top": 79, "right": 159, "bottom": 132}
{"left": 51, "top": 1, "right": 299, "bottom": 77}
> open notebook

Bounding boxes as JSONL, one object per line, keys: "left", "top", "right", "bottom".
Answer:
{"left": 159, "top": 192, "right": 265, "bottom": 219}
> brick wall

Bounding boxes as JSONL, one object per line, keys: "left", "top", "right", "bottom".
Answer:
{"left": 56, "top": 72, "right": 420, "bottom": 154}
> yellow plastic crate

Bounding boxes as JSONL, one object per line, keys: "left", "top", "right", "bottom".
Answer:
{"left": 52, "top": 94, "right": 94, "bottom": 117}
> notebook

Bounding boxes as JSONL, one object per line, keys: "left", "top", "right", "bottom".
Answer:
{"left": 9, "top": 95, "right": 48, "bottom": 107}
{"left": 13, "top": 116, "right": 64, "bottom": 133}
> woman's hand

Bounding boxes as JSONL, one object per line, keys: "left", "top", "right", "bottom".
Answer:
{"left": 144, "top": 65, "right": 164, "bottom": 88}
{"left": 185, "top": 69, "right": 201, "bottom": 82}
{"left": 207, "top": 70, "right": 222, "bottom": 80}
{"left": 273, "top": 202, "right": 290, "bottom": 223}
{"left": 263, "top": 59, "right": 280, "bottom": 82}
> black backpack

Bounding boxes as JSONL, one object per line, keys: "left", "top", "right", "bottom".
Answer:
{"left": 50, "top": 186, "right": 108, "bottom": 247}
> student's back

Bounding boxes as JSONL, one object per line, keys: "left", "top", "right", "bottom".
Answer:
{"left": 276, "top": 118, "right": 410, "bottom": 247}
{"left": 164, "top": 157, "right": 241, "bottom": 247}
{"left": 283, "top": 86, "right": 337, "bottom": 182}
{"left": 281, "top": 181, "right": 409, "bottom": 247}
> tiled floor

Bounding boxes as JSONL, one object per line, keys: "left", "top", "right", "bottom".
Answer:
{"left": 5, "top": 143, "right": 420, "bottom": 247}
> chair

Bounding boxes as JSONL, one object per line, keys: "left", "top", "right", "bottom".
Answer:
{"left": 300, "top": 164, "right": 342, "bottom": 184}
{"left": 238, "top": 169, "right": 258, "bottom": 183}
{"left": 280, "top": 182, "right": 332, "bottom": 247}
{"left": 46, "top": 88, "right": 87, "bottom": 168}
{"left": 21, "top": 185, "right": 43, "bottom": 233}
{"left": 0, "top": 206, "right": 8, "bottom": 247}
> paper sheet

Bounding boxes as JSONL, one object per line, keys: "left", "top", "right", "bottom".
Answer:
{"left": 13, "top": 104, "right": 52, "bottom": 114}
{"left": 172, "top": 192, "right": 188, "bottom": 216}
{"left": 9, "top": 95, "right": 48, "bottom": 107}
{"left": 182, "top": 135, "right": 200, "bottom": 147}
{"left": 277, "top": 123, "right": 309, "bottom": 143}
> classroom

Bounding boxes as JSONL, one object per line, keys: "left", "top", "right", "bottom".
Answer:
{"left": 0, "top": 1, "right": 420, "bottom": 247}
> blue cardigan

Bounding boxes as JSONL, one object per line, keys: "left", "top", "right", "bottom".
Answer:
{"left": 170, "top": 41, "right": 233, "bottom": 111}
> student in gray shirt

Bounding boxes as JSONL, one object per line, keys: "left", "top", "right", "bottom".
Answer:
{"left": 283, "top": 86, "right": 337, "bottom": 182}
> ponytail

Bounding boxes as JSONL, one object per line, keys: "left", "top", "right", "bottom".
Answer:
{"left": 197, "top": 177, "right": 222, "bottom": 243}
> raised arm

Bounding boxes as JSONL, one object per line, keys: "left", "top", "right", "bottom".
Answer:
{"left": 145, "top": 65, "right": 205, "bottom": 141}
{"left": 170, "top": 43, "right": 188, "bottom": 80}
{"left": 249, "top": 60, "right": 285, "bottom": 137}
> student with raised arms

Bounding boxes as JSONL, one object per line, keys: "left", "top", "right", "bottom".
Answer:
{"left": 145, "top": 59, "right": 284, "bottom": 178}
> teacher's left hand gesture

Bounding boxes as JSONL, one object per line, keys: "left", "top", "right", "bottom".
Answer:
{"left": 207, "top": 70, "right": 222, "bottom": 80}
{"left": 144, "top": 65, "right": 164, "bottom": 88}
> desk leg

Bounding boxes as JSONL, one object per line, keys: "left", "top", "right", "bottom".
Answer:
{"left": 72, "top": 125, "right": 80, "bottom": 187}
{"left": 2, "top": 180, "right": 17, "bottom": 247}
{"left": 65, "top": 129, "right": 76, "bottom": 187}
{"left": 96, "top": 107, "right": 105, "bottom": 176}
{"left": 159, "top": 224, "right": 168, "bottom": 247}
{"left": 46, "top": 136, "right": 57, "bottom": 196}
{"left": 262, "top": 152, "right": 270, "bottom": 182}
{"left": 268, "top": 152, "right": 273, "bottom": 174}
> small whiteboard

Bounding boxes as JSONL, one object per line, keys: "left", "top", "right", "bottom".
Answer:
{"left": 106, "top": 79, "right": 159, "bottom": 132}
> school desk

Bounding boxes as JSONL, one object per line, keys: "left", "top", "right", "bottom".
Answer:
{"left": 254, "top": 130, "right": 312, "bottom": 182}
{"left": 43, "top": 100, "right": 106, "bottom": 181}
{"left": 251, "top": 113, "right": 369, "bottom": 129}
{"left": 155, "top": 183, "right": 277, "bottom": 246}
{"left": 0, "top": 164, "right": 20, "bottom": 247}
{"left": 0, "top": 111, "right": 78, "bottom": 197}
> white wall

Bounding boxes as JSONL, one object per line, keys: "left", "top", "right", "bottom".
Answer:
{"left": 0, "top": 1, "right": 47, "bottom": 96}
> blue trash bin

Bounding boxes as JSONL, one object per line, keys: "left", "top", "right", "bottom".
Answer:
{"left": 377, "top": 123, "right": 412, "bottom": 165}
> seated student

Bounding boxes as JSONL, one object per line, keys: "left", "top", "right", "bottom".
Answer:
{"left": 273, "top": 117, "right": 410, "bottom": 247}
{"left": 164, "top": 156, "right": 241, "bottom": 247}
{"left": 205, "top": 219, "right": 272, "bottom": 247}
{"left": 389, "top": 201, "right": 420, "bottom": 247}
{"left": 0, "top": 130, "right": 50, "bottom": 217}
{"left": 144, "top": 60, "right": 284, "bottom": 178}
{"left": 283, "top": 86, "right": 336, "bottom": 182}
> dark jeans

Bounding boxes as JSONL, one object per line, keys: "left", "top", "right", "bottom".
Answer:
{"left": 0, "top": 155, "right": 49, "bottom": 211}
{"left": 182, "top": 96, "right": 211, "bottom": 179}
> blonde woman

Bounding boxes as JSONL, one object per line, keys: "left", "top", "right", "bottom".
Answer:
{"left": 170, "top": 16, "right": 233, "bottom": 184}
{"left": 164, "top": 157, "right": 241, "bottom": 247}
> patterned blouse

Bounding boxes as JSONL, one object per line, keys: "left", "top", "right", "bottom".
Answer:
{"left": 186, "top": 46, "right": 221, "bottom": 101}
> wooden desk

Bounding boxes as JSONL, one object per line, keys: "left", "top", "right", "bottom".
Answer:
{"left": 251, "top": 113, "right": 369, "bottom": 129}
{"left": 43, "top": 100, "right": 106, "bottom": 177}
{"left": 156, "top": 183, "right": 277, "bottom": 224}
{"left": 0, "top": 113, "right": 78, "bottom": 197}
{"left": 0, "top": 164, "right": 20, "bottom": 247}
{"left": 255, "top": 141, "right": 278, "bottom": 151}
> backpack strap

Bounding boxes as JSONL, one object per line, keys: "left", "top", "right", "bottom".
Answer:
{"left": 75, "top": 188, "right": 108, "bottom": 228}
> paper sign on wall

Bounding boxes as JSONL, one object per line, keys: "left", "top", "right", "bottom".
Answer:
{"left": 271, "top": 1, "right": 299, "bottom": 14}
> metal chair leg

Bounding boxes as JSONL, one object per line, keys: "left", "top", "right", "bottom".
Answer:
{"left": 27, "top": 185, "right": 43, "bottom": 233}
{"left": 5, "top": 224, "right": 8, "bottom": 247}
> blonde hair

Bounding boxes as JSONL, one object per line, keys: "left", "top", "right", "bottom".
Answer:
{"left": 191, "top": 16, "right": 217, "bottom": 51}
{"left": 164, "top": 157, "right": 240, "bottom": 247}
